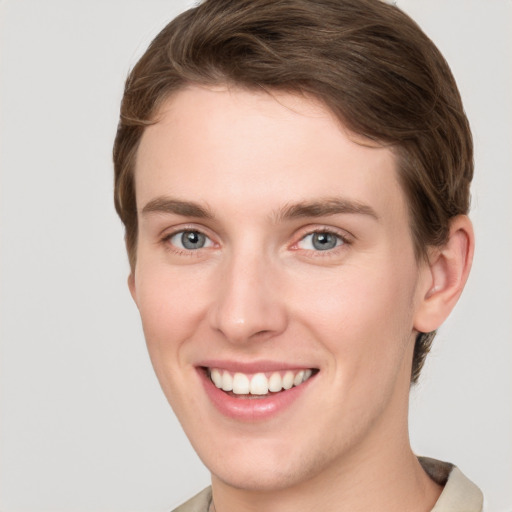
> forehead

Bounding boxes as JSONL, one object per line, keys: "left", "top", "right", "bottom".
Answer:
{"left": 135, "top": 85, "right": 407, "bottom": 224}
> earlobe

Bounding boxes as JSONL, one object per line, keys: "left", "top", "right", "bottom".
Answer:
{"left": 414, "top": 215, "right": 474, "bottom": 333}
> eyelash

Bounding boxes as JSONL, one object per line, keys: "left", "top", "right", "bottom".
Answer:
{"left": 160, "top": 228, "right": 216, "bottom": 256}
{"left": 160, "top": 227, "right": 351, "bottom": 257}
{"left": 292, "top": 228, "right": 351, "bottom": 256}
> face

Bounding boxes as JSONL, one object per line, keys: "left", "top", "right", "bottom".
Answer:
{"left": 130, "top": 86, "right": 430, "bottom": 492}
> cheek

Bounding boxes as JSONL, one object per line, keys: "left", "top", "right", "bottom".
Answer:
{"left": 291, "top": 261, "right": 417, "bottom": 371}
{"left": 135, "top": 262, "right": 210, "bottom": 336}
{"left": 133, "top": 269, "right": 208, "bottom": 381}
{"left": 133, "top": 266, "right": 211, "bottom": 413}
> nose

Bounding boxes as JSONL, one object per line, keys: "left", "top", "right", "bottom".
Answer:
{"left": 208, "top": 252, "right": 288, "bottom": 344}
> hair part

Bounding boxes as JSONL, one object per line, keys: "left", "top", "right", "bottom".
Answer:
{"left": 113, "top": 0, "right": 473, "bottom": 382}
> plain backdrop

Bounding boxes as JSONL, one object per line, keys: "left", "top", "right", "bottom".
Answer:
{"left": 0, "top": 1, "right": 511, "bottom": 511}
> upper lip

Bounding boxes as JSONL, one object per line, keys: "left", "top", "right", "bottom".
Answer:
{"left": 197, "top": 359, "right": 317, "bottom": 374}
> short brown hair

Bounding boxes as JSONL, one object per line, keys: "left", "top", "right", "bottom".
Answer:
{"left": 113, "top": 0, "right": 473, "bottom": 382}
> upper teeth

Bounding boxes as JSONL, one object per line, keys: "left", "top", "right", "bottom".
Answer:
{"left": 209, "top": 368, "right": 314, "bottom": 395}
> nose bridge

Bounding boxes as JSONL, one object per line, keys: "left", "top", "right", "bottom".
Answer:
{"left": 209, "top": 244, "right": 287, "bottom": 343}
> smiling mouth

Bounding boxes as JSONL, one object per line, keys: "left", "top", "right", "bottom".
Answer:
{"left": 205, "top": 367, "right": 318, "bottom": 397}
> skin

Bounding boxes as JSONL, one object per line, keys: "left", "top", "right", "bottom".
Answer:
{"left": 129, "top": 85, "right": 473, "bottom": 512}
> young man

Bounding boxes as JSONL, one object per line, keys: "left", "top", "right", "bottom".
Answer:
{"left": 113, "top": 0, "right": 481, "bottom": 510}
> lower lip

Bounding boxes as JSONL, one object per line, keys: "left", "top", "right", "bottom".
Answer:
{"left": 198, "top": 368, "right": 314, "bottom": 421}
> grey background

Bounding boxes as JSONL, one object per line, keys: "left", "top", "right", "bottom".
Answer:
{"left": 0, "top": 1, "right": 510, "bottom": 511}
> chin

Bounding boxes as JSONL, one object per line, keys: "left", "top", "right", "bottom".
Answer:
{"left": 211, "top": 460, "right": 312, "bottom": 493}
{"left": 200, "top": 434, "right": 341, "bottom": 494}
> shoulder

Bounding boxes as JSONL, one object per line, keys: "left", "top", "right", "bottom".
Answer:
{"left": 171, "top": 487, "right": 212, "bottom": 512}
{"left": 419, "top": 457, "right": 483, "bottom": 512}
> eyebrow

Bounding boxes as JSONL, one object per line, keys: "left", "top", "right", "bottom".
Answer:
{"left": 140, "top": 196, "right": 379, "bottom": 222}
{"left": 276, "top": 197, "right": 379, "bottom": 222}
{"left": 141, "top": 197, "right": 214, "bottom": 219}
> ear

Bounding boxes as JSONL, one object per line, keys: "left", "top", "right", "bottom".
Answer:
{"left": 414, "top": 215, "right": 474, "bottom": 333}
{"left": 128, "top": 273, "right": 138, "bottom": 307}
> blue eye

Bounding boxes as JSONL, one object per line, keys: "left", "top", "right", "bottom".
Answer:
{"left": 298, "top": 232, "right": 344, "bottom": 251}
{"left": 169, "top": 230, "right": 213, "bottom": 250}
